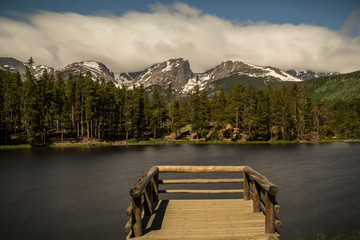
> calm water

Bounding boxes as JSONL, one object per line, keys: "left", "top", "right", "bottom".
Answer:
{"left": 0, "top": 143, "right": 359, "bottom": 240}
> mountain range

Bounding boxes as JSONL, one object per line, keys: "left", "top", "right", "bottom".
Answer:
{"left": 0, "top": 56, "right": 343, "bottom": 95}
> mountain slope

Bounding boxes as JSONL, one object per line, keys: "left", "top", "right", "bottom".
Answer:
{"left": 118, "top": 59, "right": 302, "bottom": 94}
{"left": 286, "top": 69, "right": 339, "bottom": 80}
{"left": 305, "top": 71, "right": 360, "bottom": 103}
{"left": 58, "top": 60, "right": 116, "bottom": 84}
{"left": 117, "top": 58, "right": 194, "bottom": 93}
{"left": 0, "top": 57, "right": 54, "bottom": 79}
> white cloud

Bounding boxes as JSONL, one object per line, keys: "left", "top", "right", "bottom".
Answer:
{"left": 0, "top": 3, "right": 359, "bottom": 73}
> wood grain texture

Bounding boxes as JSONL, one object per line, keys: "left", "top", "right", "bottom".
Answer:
{"left": 127, "top": 199, "right": 279, "bottom": 239}
{"left": 157, "top": 165, "right": 244, "bottom": 173}
{"left": 159, "top": 178, "right": 244, "bottom": 184}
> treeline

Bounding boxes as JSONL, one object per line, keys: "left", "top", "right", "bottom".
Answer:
{"left": 1, "top": 59, "right": 360, "bottom": 145}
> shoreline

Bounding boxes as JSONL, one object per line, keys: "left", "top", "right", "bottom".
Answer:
{"left": 1, "top": 138, "right": 360, "bottom": 150}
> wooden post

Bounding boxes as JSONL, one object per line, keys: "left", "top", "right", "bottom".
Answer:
{"left": 253, "top": 181, "right": 261, "bottom": 213}
{"left": 144, "top": 183, "right": 152, "bottom": 216}
{"left": 131, "top": 196, "right": 142, "bottom": 237}
{"left": 265, "top": 191, "right": 276, "bottom": 233}
{"left": 152, "top": 173, "right": 159, "bottom": 202}
{"left": 243, "top": 172, "right": 250, "bottom": 200}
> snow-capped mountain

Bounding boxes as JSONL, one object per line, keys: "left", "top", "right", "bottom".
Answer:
{"left": 58, "top": 60, "right": 117, "bottom": 85}
{"left": 118, "top": 59, "right": 302, "bottom": 94}
{"left": 1, "top": 57, "right": 306, "bottom": 94}
{"left": 0, "top": 57, "right": 54, "bottom": 79}
{"left": 286, "top": 69, "right": 340, "bottom": 80}
{"left": 117, "top": 58, "right": 194, "bottom": 93}
{"left": 0, "top": 57, "right": 27, "bottom": 76}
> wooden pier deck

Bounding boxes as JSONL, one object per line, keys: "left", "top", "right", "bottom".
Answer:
{"left": 125, "top": 166, "right": 281, "bottom": 240}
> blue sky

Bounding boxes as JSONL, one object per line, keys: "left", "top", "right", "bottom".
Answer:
{"left": 1, "top": 1, "right": 360, "bottom": 73}
{"left": 1, "top": 0, "right": 359, "bottom": 30}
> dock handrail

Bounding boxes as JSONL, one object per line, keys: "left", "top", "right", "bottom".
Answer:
{"left": 125, "top": 165, "right": 281, "bottom": 238}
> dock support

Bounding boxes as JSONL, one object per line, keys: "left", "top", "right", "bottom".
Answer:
{"left": 265, "top": 191, "right": 276, "bottom": 233}
{"left": 243, "top": 172, "right": 250, "bottom": 200}
{"left": 253, "top": 181, "right": 261, "bottom": 213}
{"left": 131, "top": 196, "right": 142, "bottom": 237}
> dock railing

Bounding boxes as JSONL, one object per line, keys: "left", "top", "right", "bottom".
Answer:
{"left": 125, "top": 165, "right": 281, "bottom": 238}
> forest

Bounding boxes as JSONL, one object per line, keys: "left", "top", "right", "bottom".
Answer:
{"left": 1, "top": 59, "right": 360, "bottom": 146}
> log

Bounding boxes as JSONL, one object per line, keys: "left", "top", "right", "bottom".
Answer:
{"left": 131, "top": 196, "right": 142, "bottom": 237}
{"left": 157, "top": 165, "right": 244, "bottom": 173}
{"left": 159, "top": 178, "right": 244, "bottom": 184}
{"left": 159, "top": 189, "right": 243, "bottom": 194}
{"left": 151, "top": 174, "right": 159, "bottom": 202}
{"left": 265, "top": 192, "right": 276, "bottom": 234}
{"left": 124, "top": 218, "right": 131, "bottom": 233}
{"left": 275, "top": 219, "right": 282, "bottom": 228}
{"left": 130, "top": 166, "right": 159, "bottom": 198}
{"left": 252, "top": 181, "right": 261, "bottom": 213}
{"left": 144, "top": 183, "right": 152, "bottom": 216}
{"left": 243, "top": 172, "right": 250, "bottom": 200}
{"left": 126, "top": 202, "right": 132, "bottom": 216}
{"left": 274, "top": 204, "right": 281, "bottom": 214}
{"left": 243, "top": 166, "right": 279, "bottom": 195}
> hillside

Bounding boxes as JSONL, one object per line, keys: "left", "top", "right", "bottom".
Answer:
{"left": 305, "top": 71, "right": 360, "bottom": 103}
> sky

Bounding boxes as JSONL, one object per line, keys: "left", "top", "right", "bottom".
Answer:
{"left": 0, "top": 0, "right": 360, "bottom": 73}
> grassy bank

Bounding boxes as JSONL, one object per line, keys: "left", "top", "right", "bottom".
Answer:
{"left": 1, "top": 138, "right": 360, "bottom": 150}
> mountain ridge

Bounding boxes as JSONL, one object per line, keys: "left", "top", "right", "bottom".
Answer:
{"left": 0, "top": 57, "right": 344, "bottom": 95}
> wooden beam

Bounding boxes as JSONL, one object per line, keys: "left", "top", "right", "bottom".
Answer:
{"left": 126, "top": 202, "right": 132, "bottom": 216}
{"left": 130, "top": 166, "right": 159, "bottom": 198}
{"left": 275, "top": 219, "right": 282, "bottom": 229}
{"left": 157, "top": 165, "right": 244, "bottom": 173}
{"left": 144, "top": 184, "right": 152, "bottom": 216}
{"left": 244, "top": 166, "right": 279, "bottom": 195}
{"left": 243, "top": 172, "right": 250, "bottom": 200}
{"left": 159, "top": 189, "right": 244, "bottom": 194}
{"left": 265, "top": 192, "right": 276, "bottom": 234}
{"left": 274, "top": 204, "right": 281, "bottom": 214}
{"left": 124, "top": 218, "right": 131, "bottom": 233}
{"left": 151, "top": 174, "right": 159, "bottom": 202}
{"left": 131, "top": 196, "right": 142, "bottom": 237}
{"left": 159, "top": 178, "right": 244, "bottom": 184}
{"left": 253, "top": 181, "right": 261, "bottom": 213}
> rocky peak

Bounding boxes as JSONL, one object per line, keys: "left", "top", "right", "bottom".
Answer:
{"left": 118, "top": 58, "right": 194, "bottom": 93}
{"left": 57, "top": 60, "right": 116, "bottom": 84}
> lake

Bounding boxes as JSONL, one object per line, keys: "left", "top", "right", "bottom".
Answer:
{"left": 0, "top": 143, "right": 359, "bottom": 240}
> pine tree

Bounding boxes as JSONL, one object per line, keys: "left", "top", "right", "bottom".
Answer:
{"left": 170, "top": 99, "right": 183, "bottom": 138}
{"left": 190, "top": 84, "right": 201, "bottom": 138}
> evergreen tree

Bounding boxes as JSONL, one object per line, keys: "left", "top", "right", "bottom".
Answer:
{"left": 170, "top": 99, "right": 183, "bottom": 138}
{"left": 190, "top": 84, "right": 201, "bottom": 138}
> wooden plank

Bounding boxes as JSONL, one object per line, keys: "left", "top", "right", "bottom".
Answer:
{"left": 157, "top": 165, "right": 244, "bottom": 173}
{"left": 159, "top": 189, "right": 244, "bottom": 194}
{"left": 129, "top": 199, "right": 279, "bottom": 240}
{"left": 159, "top": 178, "right": 244, "bottom": 184}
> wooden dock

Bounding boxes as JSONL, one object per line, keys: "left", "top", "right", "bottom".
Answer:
{"left": 125, "top": 166, "right": 281, "bottom": 240}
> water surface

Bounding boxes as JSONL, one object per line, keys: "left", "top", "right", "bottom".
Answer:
{"left": 0, "top": 143, "right": 359, "bottom": 239}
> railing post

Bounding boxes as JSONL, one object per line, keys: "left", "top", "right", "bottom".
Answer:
{"left": 152, "top": 173, "right": 159, "bottom": 202}
{"left": 265, "top": 191, "right": 276, "bottom": 233}
{"left": 131, "top": 196, "right": 142, "bottom": 237}
{"left": 144, "top": 183, "right": 153, "bottom": 216}
{"left": 243, "top": 171, "right": 250, "bottom": 200}
{"left": 253, "top": 181, "right": 261, "bottom": 213}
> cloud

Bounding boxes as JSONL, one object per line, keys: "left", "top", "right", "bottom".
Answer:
{"left": 0, "top": 3, "right": 359, "bottom": 73}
